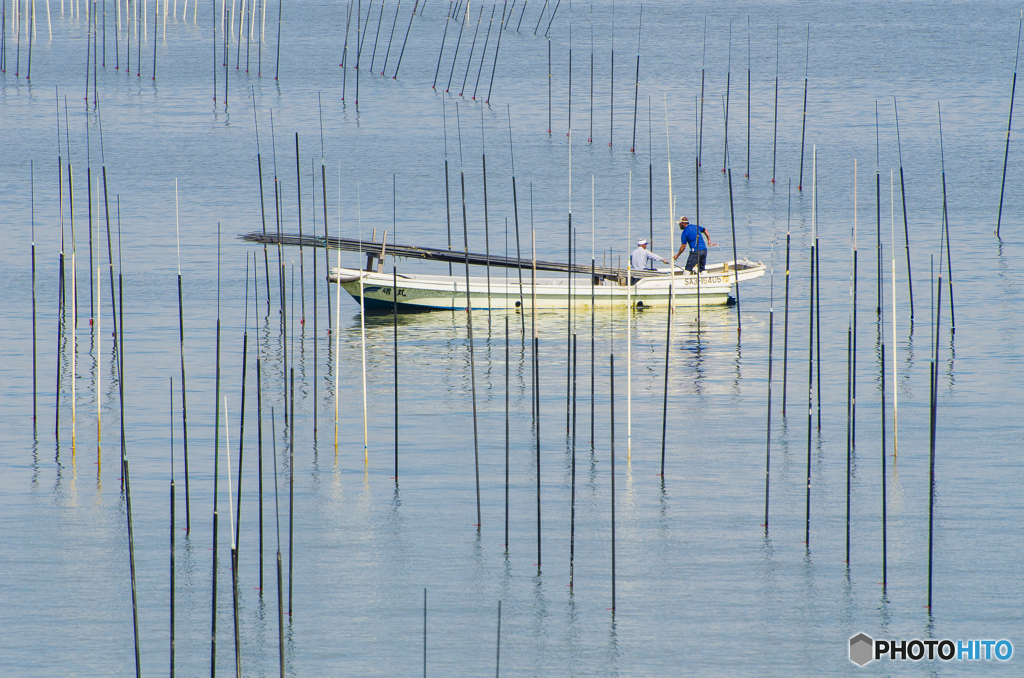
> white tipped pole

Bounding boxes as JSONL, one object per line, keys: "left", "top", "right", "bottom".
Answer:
{"left": 626, "top": 170, "right": 632, "bottom": 460}
{"left": 890, "top": 168, "right": 898, "bottom": 457}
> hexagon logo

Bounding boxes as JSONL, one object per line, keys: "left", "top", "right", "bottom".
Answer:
{"left": 850, "top": 633, "right": 874, "bottom": 666}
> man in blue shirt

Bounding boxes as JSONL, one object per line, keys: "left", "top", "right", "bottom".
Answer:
{"left": 672, "top": 216, "right": 718, "bottom": 273}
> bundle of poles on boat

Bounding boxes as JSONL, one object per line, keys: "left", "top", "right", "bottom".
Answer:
{"left": 241, "top": 230, "right": 766, "bottom": 311}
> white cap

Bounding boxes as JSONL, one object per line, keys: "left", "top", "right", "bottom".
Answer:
{"left": 637, "top": 238, "right": 648, "bottom": 246}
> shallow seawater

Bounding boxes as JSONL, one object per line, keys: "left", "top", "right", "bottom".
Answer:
{"left": 1, "top": 1, "right": 1022, "bottom": 675}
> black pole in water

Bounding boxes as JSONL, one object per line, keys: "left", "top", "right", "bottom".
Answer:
{"left": 764, "top": 300, "right": 774, "bottom": 530}
{"left": 805, "top": 231, "right": 814, "bottom": 546}
{"left": 271, "top": 408, "right": 285, "bottom": 678}
{"left": 381, "top": 0, "right": 401, "bottom": 77}
{"left": 482, "top": 113, "right": 493, "bottom": 319}
{"left": 649, "top": 98, "right": 654, "bottom": 244}
{"left": 590, "top": 259, "right": 594, "bottom": 446}
{"left": 565, "top": 163, "right": 571, "bottom": 433}
{"left": 610, "top": 353, "right": 616, "bottom": 613}
{"left": 123, "top": 452, "right": 142, "bottom": 678}
{"left": 727, "top": 168, "right": 742, "bottom": 333}
{"left": 320, "top": 97, "right": 331, "bottom": 332}
{"left": 845, "top": 322, "right": 851, "bottom": 564}
{"left": 211, "top": 224, "right": 223, "bottom": 678}
{"left": 880, "top": 340, "right": 887, "bottom": 588}
{"left": 659, "top": 284, "right": 671, "bottom": 476}
{"left": 543, "top": 0, "right": 560, "bottom": 37}
{"left": 170, "top": 378, "right": 175, "bottom": 678}
{"left": 937, "top": 104, "right": 956, "bottom": 332}
{"left": 235, "top": 297, "right": 249, "bottom": 562}
{"left": 485, "top": 1, "right": 506, "bottom": 104}
{"left": 745, "top": 16, "right": 750, "bottom": 178}
{"left": 569, "top": 333, "right": 577, "bottom": 584}
{"left": 445, "top": 1, "right": 466, "bottom": 92}
{"left": 505, "top": 315, "right": 510, "bottom": 550}
{"left": 177, "top": 272, "right": 192, "bottom": 534}
{"left": 117, "top": 199, "right": 125, "bottom": 482}
{"left": 394, "top": 266, "right": 399, "bottom": 480}
{"left": 312, "top": 158, "right": 318, "bottom": 435}
{"left": 509, "top": 114, "right": 526, "bottom": 340}
{"left": 772, "top": 23, "right": 778, "bottom": 183}
{"left": 433, "top": 1, "right": 453, "bottom": 89}
{"left": 341, "top": 1, "right": 352, "bottom": 99}
{"left": 852, "top": 243, "right": 858, "bottom": 447}
{"left": 534, "top": 0, "right": 548, "bottom": 35}
{"left": 893, "top": 98, "right": 915, "bottom": 320}
{"left": 256, "top": 268, "right": 265, "bottom": 592}
{"left": 295, "top": 134, "right": 305, "bottom": 324}
{"left": 393, "top": 0, "right": 419, "bottom": 79}
{"left": 423, "top": 588, "right": 427, "bottom": 677}
{"left": 928, "top": 256, "right": 943, "bottom": 610}
{"left": 460, "top": 4, "right": 483, "bottom": 95}
{"left": 274, "top": 0, "right": 283, "bottom": 80}
{"left": 31, "top": 161, "right": 37, "bottom": 421}
{"left": 997, "top": 15, "right": 1022, "bottom": 238}
{"left": 288, "top": 367, "right": 295, "bottom": 615}
{"left": 88, "top": 165, "right": 94, "bottom": 325}
{"left": 814, "top": 187, "right": 821, "bottom": 430}
{"left": 724, "top": 23, "right": 732, "bottom": 174}
{"left": 369, "top": 0, "right": 384, "bottom": 74}
{"left": 494, "top": 599, "right": 502, "bottom": 677}
{"left": 254, "top": 101, "right": 272, "bottom": 308}
{"left": 534, "top": 333, "right": 541, "bottom": 571}
{"left": 547, "top": 39, "right": 552, "bottom": 134}
{"left": 798, "top": 25, "right": 809, "bottom": 190}
{"left": 609, "top": 14, "right": 614, "bottom": 148}
{"left": 698, "top": 18, "right": 706, "bottom": 166}
{"left": 782, "top": 182, "right": 791, "bottom": 414}
{"left": 471, "top": 3, "right": 492, "bottom": 97}
{"left": 457, "top": 108, "right": 483, "bottom": 529}
{"left": 630, "top": 6, "right": 641, "bottom": 153}
{"left": 876, "top": 104, "right": 882, "bottom": 317}
{"left": 225, "top": 10, "right": 230, "bottom": 107}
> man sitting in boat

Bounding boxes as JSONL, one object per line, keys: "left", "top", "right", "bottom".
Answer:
{"left": 673, "top": 216, "right": 718, "bottom": 274}
{"left": 630, "top": 239, "right": 670, "bottom": 281}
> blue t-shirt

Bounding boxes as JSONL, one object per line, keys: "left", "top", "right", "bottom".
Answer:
{"left": 681, "top": 223, "right": 707, "bottom": 251}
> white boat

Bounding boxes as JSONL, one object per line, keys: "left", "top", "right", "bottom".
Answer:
{"left": 329, "top": 259, "right": 766, "bottom": 311}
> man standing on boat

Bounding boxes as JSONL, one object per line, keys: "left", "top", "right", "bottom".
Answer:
{"left": 673, "top": 216, "right": 718, "bottom": 274}
{"left": 630, "top": 239, "right": 670, "bottom": 277}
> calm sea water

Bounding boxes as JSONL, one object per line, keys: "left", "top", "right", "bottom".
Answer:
{"left": 2, "top": 1, "right": 1023, "bottom": 675}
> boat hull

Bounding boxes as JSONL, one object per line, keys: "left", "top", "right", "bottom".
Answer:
{"left": 330, "top": 261, "right": 765, "bottom": 311}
